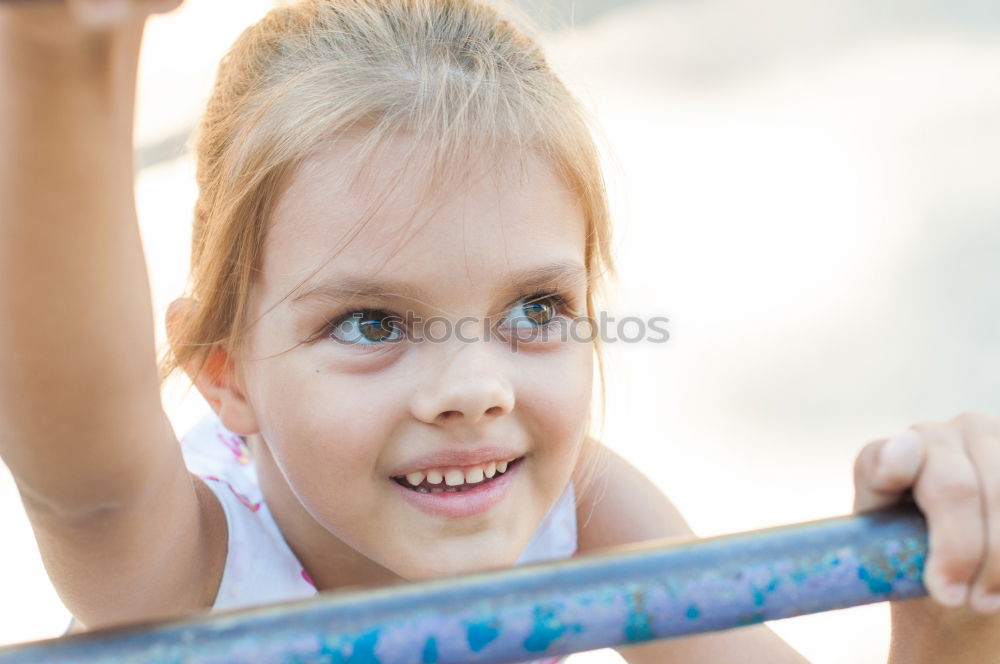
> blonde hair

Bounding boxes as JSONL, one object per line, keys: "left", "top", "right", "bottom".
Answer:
{"left": 162, "top": 0, "right": 616, "bottom": 498}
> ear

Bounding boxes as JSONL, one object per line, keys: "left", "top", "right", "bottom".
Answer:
{"left": 166, "top": 298, "right": 260, "bottom": 436}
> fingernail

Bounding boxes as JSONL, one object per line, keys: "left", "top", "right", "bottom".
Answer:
{"left": 971, "top": 591, "right": 1000, "bottom": 614}
{"left": 878, "top": 430, "right": 922, "bottom": 477}
{"left": 929, "top": 581, "right": 967, "bottom": 607}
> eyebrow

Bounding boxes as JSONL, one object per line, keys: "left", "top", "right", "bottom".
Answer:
{"left": 289, "top": 261, "right": 588, "bottom": 308}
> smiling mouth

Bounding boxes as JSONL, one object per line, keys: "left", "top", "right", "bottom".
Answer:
{"left": 392, "top": 458, "right": 523, "bottom": 493}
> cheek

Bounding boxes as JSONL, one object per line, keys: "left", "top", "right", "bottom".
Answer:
{"left": 545, "top": 341, "right": 593, "bottom": 406}
{"left": 249, "top": 360, "right": 409, "bottom": 478}
{"left": 519, "top": 343, "right": 594, "bottom": 448}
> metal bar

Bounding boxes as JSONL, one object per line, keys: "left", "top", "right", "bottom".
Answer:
{"left": 0, "top": 503, "right": 927, "bottom": 664}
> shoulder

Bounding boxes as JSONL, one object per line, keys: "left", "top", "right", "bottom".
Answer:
{"left": 574, "top": 439, "right": 696, "bottom": 553}
{"left": 179, "top": 411, "right": 316, "bottom": 610}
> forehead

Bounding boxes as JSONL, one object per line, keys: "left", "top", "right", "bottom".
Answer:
{"left": 262, "top": 135, "right": 587, "bottom": 304}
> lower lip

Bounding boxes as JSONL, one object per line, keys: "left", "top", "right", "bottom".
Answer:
{"left": 392, "top": 460, "right": 521, "bottom": 519}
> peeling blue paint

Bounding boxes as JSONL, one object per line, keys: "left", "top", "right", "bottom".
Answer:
{"left": 351, "top": 630, "right": 381, "bottom": 664}
{"left": 911, "top": 552, "right": 926, "bottom": 576}
{"left": 524, "top": 605, "right": 568, "bottom": 652}
{"left": 317, "top": 630, "right": 380, "bottom": 664}
{"left": 466, "top": 619, "right": 500, "bottom": 652}
{"left": 624, "top": 590, "right": 654, "bottom": 643}
{"left": 858, "top": 566, "right": 894, "bottom": 595}
{"left": 737, "top": 612, "right": 766, "bottom": 626}
{"left": 421, "top": 637, "right": 438, "bottom": 664}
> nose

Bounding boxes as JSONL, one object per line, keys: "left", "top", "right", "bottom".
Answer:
{"left": 410, "top": 342, "right": 515, "bottom": 427}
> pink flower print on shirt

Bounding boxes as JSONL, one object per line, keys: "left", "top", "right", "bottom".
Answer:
{"left": 227, "top": 483, "right": 261, "bottom": 512}
{"left": 217, "top": 431, "right": 251, "bottom": 465}
{"left": 197, "top": 475, "right": 259, "bottom": 511}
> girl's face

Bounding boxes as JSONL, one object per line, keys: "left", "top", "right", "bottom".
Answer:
{"left": 233, "top": 134, "right": 593, "bottom": 584}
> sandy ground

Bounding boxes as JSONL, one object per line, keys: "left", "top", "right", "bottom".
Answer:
{"left": 2, "top": 0, "right": 999, "bottom": 661}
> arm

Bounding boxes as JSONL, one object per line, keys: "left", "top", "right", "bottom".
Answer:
{"left": 885, "top": 602, "right": 1000, "bottom": 664}
{"left": 0, "top": 2, "right": 222, "bottom": 628}
{"left": 575, "top": 443, "right": 810, "bottom": 664}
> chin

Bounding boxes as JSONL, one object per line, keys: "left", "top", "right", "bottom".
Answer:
{"left": 393, "top": 546, "right": 521, "bottom": 582}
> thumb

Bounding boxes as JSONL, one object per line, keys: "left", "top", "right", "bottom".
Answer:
{"left": 65, "top": 0, "right": 132, "bottom": 28}
{"left": 852, "top": 430, "right": 926, "bottom": 513}
{"left": 65, "top": 0, "right": 181, "bottom": 29}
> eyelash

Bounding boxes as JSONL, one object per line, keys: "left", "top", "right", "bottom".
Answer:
{"left": 317, "top": 291, "right": 575, "bottom": 346}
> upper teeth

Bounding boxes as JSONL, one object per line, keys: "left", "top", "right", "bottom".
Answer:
{"left": 402, "top": 459, "right": 516, "bottom": 487}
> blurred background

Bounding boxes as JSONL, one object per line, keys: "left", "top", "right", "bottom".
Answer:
{"left": 2, "top": 0, "right": 999, "bottom": 661}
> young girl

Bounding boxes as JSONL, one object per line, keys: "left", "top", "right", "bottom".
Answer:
{"left": 1, "top": 1, "right": 998, "bottom": 662}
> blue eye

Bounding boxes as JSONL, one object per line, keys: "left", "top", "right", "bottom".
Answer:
{"left": 327, "top": 310, "right": 404, "bottom": 345}
{"left": 502, "top": 294, "right": 561, "bottom": 329}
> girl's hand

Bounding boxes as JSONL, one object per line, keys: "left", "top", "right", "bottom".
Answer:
{"left": 64, "top": 0, "right": 182, "bottom": 29}
{"left": 853, "top": 411, "right": 1000, "bottom": 613}
{"left": 0, "top": 0, "right": 181, "bottom": 41}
